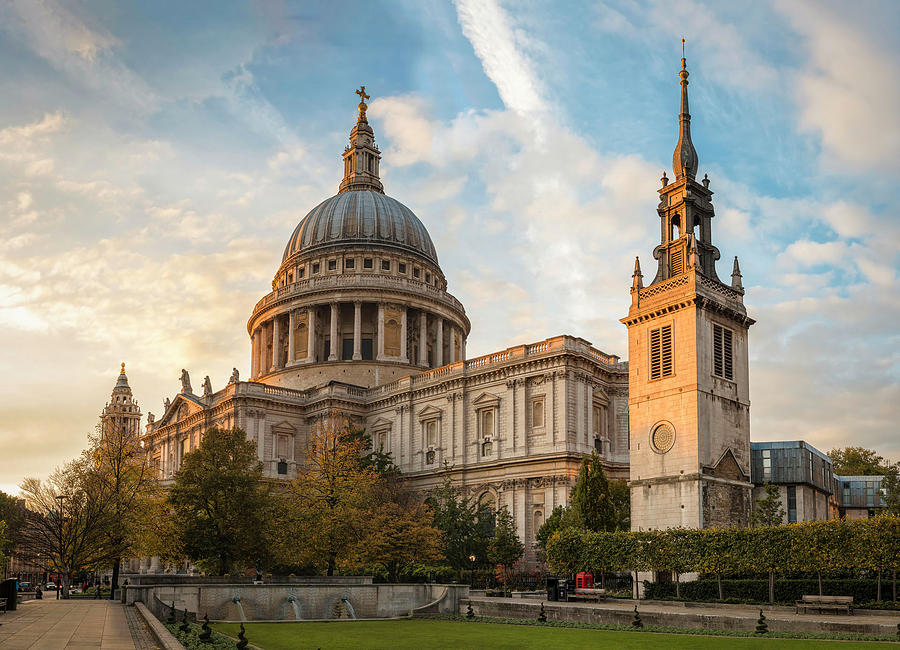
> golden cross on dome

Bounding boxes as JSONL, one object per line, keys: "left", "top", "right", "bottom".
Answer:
{"left": 356, "top": 86, "right": 370, "bottom": 103}
{"left": 355, "top": 86, "right": 371, "bottom": 123}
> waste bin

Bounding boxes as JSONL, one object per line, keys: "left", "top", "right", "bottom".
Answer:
{"left": 0, "top": 578, "right": 17, "bottom": 611}
{"left": 546, "top": 577, "right": 559, "bottom": 601}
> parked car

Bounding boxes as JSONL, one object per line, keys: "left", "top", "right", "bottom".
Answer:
{"left": 44, "top": 583, "right": 56, "bottom": 591}
{"left": 17, "top": 582, "right": 32, "bottom": 591}
{"left": 69, "top": 587, "right": 82, "bottom": 594}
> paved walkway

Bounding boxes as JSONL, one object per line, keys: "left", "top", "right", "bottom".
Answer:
{"left": 0, "top": 599, "right": 137, "bottom": 650}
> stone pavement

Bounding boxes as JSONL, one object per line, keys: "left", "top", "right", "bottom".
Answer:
{"left": 0, "top": 599, "right": 138, "bottom": 650}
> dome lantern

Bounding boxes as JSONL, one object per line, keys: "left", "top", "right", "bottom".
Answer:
{"left": 338, "top": 86, "right": 384, "bottom": 194}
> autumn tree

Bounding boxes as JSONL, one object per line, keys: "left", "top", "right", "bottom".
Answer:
{"left": 88, "top": 418, "right": 158, "bottom": 597}
{"left": 350, "top": 477, "right": 443, "bottom": 582}
{"left": 750, "top": 484, "right": 786, "bottom": 527}
{"left": 275, "top": 413, "right": 378, "bottom": 576}
{"left": 168, "top": 427, "right": 271, "bottom": 575}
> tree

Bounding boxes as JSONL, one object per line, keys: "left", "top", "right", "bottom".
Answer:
{"left": 0, "top": 490, "right": 25, "bottom": 558}
{"left": 350, "top": 478, "right": 443, "bottom": 582}
{"left": 568, "top": 453, "right": 629, "bottom": 532}
{"left": 275, "top": 413, "right": 378, "bottom": 576}
{"left": 488, "top": 506, "right": 524, "bottom": 569}
{"left": 828, "top": 447, "right": 892, "bottom": 476}
{"left": 426, "top": 477, "right": 492, "bottom": 580}
{"left": 880, "top": 466, "right": 900, "bottom": 515}
{"left": 750, "top": 484, "right": 786, "bottom": 528}
{"left": 88, "top": 418, "right": 157, "bottom": 598}
{"left": 0, "top": 521, "right": 7, "bottom": 573}
{"left": 535, "top": 506, "right": 567, "bottom": 552}
{"left": 19, "top": 459, "right": 122, "bottom": 597}
{"left": 168, "top": 427, "right": 271, "bottom": 575}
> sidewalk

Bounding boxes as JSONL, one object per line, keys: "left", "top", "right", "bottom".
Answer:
{"left": 0, "top": 599, "right": 136, "bottom": 649}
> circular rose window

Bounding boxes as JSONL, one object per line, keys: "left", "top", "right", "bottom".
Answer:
{"left": 651, "top": 423, "right": 676, "bottom": 454}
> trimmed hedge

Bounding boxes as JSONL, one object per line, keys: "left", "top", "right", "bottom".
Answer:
{"left": 644, "top": 578, "right": 884, "bottom": 603}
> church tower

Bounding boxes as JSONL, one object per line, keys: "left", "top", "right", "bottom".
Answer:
{"left": 622, "top": 47, "right": 755, "bottom": 530}
{"left": 100, "top": 362, "right": 142, "bottom": 438}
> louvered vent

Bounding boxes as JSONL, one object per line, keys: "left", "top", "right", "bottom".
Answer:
{"left": 650, "top": 324, "right": 674, "bottom": 380}
{"left": 670, "top": 246, "right": 684, "bottom": 275}
{"left": 713, "top": 324, "right": 734, "bottom": 380}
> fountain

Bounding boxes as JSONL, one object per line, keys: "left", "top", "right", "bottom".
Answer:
{"left": 341, "top": 595, "right": 357, "bottom": 620}
{"left": 232, "top": 595, "right": 247, "bottom": 622}
{"left": 287, "top": 595, "right": 301, "bottom": 620}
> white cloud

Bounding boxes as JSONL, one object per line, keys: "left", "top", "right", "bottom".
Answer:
{"left": 777, "top": 0, "right": 900, "bottom": 173}
{"left": 454, "top": 0, "right": 548, "bottom": 116}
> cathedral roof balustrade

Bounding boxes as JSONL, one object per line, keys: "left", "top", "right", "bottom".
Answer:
{"left": 250, "top": 272, "right": 466, "bottom": 323}
{"left": 368, "top": 335, "right": 625, "bottom": 398}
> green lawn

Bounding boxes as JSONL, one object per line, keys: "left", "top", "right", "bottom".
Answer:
{"left": 213, "top": 620, "right": 891, "bottom": 649}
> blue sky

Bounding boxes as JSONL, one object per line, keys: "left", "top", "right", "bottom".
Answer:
{"left": 1, "top": 0, "right": 898, "bottom": 492}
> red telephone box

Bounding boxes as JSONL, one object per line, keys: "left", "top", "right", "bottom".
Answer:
{"left": 576, "top": 572, "right": 593, "bottom": 589}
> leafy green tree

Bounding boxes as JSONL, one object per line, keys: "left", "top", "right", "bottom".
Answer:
{"left": 828, "top": 447, "right": 892, "bottom": 475}
{"left": 568, "top": 452, "right": 628, "bottom": 532}
{"left": 750, "top": 484, "right": 786, "bottom": 527}
{"left": 0, "top": 490, "right": 25, "bottom": 557}
{"left": 0, "top": 520, "right": 7, "bottom": 572}
{"left": 168, "top": 427, "right": 271, "bottom": 575}
{"left": 426, "top": 478, "right": 491, "bottom": 580}
{"left": 535, "top": 505, "right": 567, "bottom": 551}
{"left": 488, "top": 506, "right": 524, "bottom": 568}
{"left": 880, "top": 466, "right": 900, "bottom": 515}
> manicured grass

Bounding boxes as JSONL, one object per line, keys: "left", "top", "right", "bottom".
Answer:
{"left": 213, "top": 619, "right": 889, "bottom": 649}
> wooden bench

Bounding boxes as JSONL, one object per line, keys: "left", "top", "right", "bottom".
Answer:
{"left": 795, "top": 595, "right": 853, "bottom": 615}
{"left": 568, "top": 588, "right": 607, "bottom": 602}
{"left": 0, "top": 597, "right": 7, "bottom": 613}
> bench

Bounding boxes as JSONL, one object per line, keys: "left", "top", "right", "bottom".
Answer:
{"left": 568, "top": 588, "right": 607, "bottom": 602}
{"left": 795, "top": 595, "right": 853, "bottom": 615}
{"left": 0, "top": 597, "right": 7, "bottom": 613}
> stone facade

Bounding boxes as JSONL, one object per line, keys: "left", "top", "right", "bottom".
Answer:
{"left": 622, "top": 54, "right": 754, "bottom": 531}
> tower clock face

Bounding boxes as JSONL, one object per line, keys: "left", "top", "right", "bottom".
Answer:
{"left": 650, "top": 422, "right": 675, "bottom": 454}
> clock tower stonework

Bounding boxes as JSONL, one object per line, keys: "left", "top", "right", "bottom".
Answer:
{"left": 622, "top": 51, "right": 755, "bottom": 531}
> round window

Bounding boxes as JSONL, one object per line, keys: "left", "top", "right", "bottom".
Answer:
{"left": 651, "top": 422, "right": 676, "bottom": 454}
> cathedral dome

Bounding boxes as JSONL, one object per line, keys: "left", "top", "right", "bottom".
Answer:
{"left": 282, "top": 190, "right": 438, "bottom": 265}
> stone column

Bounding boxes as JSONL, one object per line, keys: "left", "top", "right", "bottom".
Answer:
{"left": 400, "top": 307, "right": 408, "bottom": 363}
{"left": 250, "top": 330, "right": 258, "bottom": 378}
{"left": 288, "top": 310, "right": 295, "bottom": 366}
{"left": 449, "top": 325, "right": 456, "bottom": 363}
{"left": 272, "top": 317, "right": 281, "bottom": 369}
{"left": 462, "top": 336, "right": 467, "bottom": 361}
{"left": 328, "top": 303, "right": 339, "bottom": 361}
{"left": 376, "top": 303, "right": 385, "bottom": 360}
{"left": 435, "top": 316, "right": 444, "bottom": 367}
{"left": 418, "top": 311, "right": 428, "bottom": 366}
{"left": 353, "top": 301, "right": 362, "bottom": 360}
{"left": 307, "top": 307, "right": 316, "bottom": 363}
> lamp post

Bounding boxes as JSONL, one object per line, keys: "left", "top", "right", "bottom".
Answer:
{"left": 469, "top": 554, "right": 477, "bottom": 589}
{"left": 54, "top": 494, "right": 68, "bottom": 599}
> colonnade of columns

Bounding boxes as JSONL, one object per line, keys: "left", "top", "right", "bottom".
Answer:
{"left": 250, "top": 301, "right": 466, "bottom": 379}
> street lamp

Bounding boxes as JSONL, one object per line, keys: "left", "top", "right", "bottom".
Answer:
{"left": 469, "top": 554, "right": 477, "bottom": 589}
{"left": 55, "top": 494, "right": 69, "bottom": 599}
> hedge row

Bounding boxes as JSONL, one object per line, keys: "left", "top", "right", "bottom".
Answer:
{"left": 644, "top": 578, "right": 888, "bottom": 603}
{"left": 546, "top": 516, "right": 900, "bottom": 581}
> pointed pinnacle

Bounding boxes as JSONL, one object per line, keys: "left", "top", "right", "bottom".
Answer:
{"left": 633, "top": 256, "right": 642, "bottom": 276}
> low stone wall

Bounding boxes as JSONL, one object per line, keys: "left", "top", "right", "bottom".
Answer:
{"left": 462, "top": 597, "right": 900, "bottom": 636}
{"left": 129, "top": 581, "right": 467, "bottom": 622}
{"left": 123, "top": 574, "right": 372, "bottom": 586}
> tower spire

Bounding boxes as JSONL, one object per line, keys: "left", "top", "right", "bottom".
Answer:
{"left": 339, "top": 86, "right": 384, "bottom": 194}
{"left": 672, "top": 39, "right": 698, "bottom": 180}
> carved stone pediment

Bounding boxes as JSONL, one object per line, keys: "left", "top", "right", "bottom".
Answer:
{"left": 369, "top": 416, "right": 393, "bottom": 431}
{"left": 472, "top": 391, "right": 500, "bottom": 408}
{"left": 418, "top": 404, "right": 443, "bottom": 420}
{"left": 271, "top": 420, "right": 297, "bottom": 435}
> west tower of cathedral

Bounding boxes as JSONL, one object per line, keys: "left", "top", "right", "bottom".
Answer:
{"left": 101, "top": 363, "right": 142, "bottom": 438}
{"left": 622, "top": 50, "right": 755, "bottom": 530}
